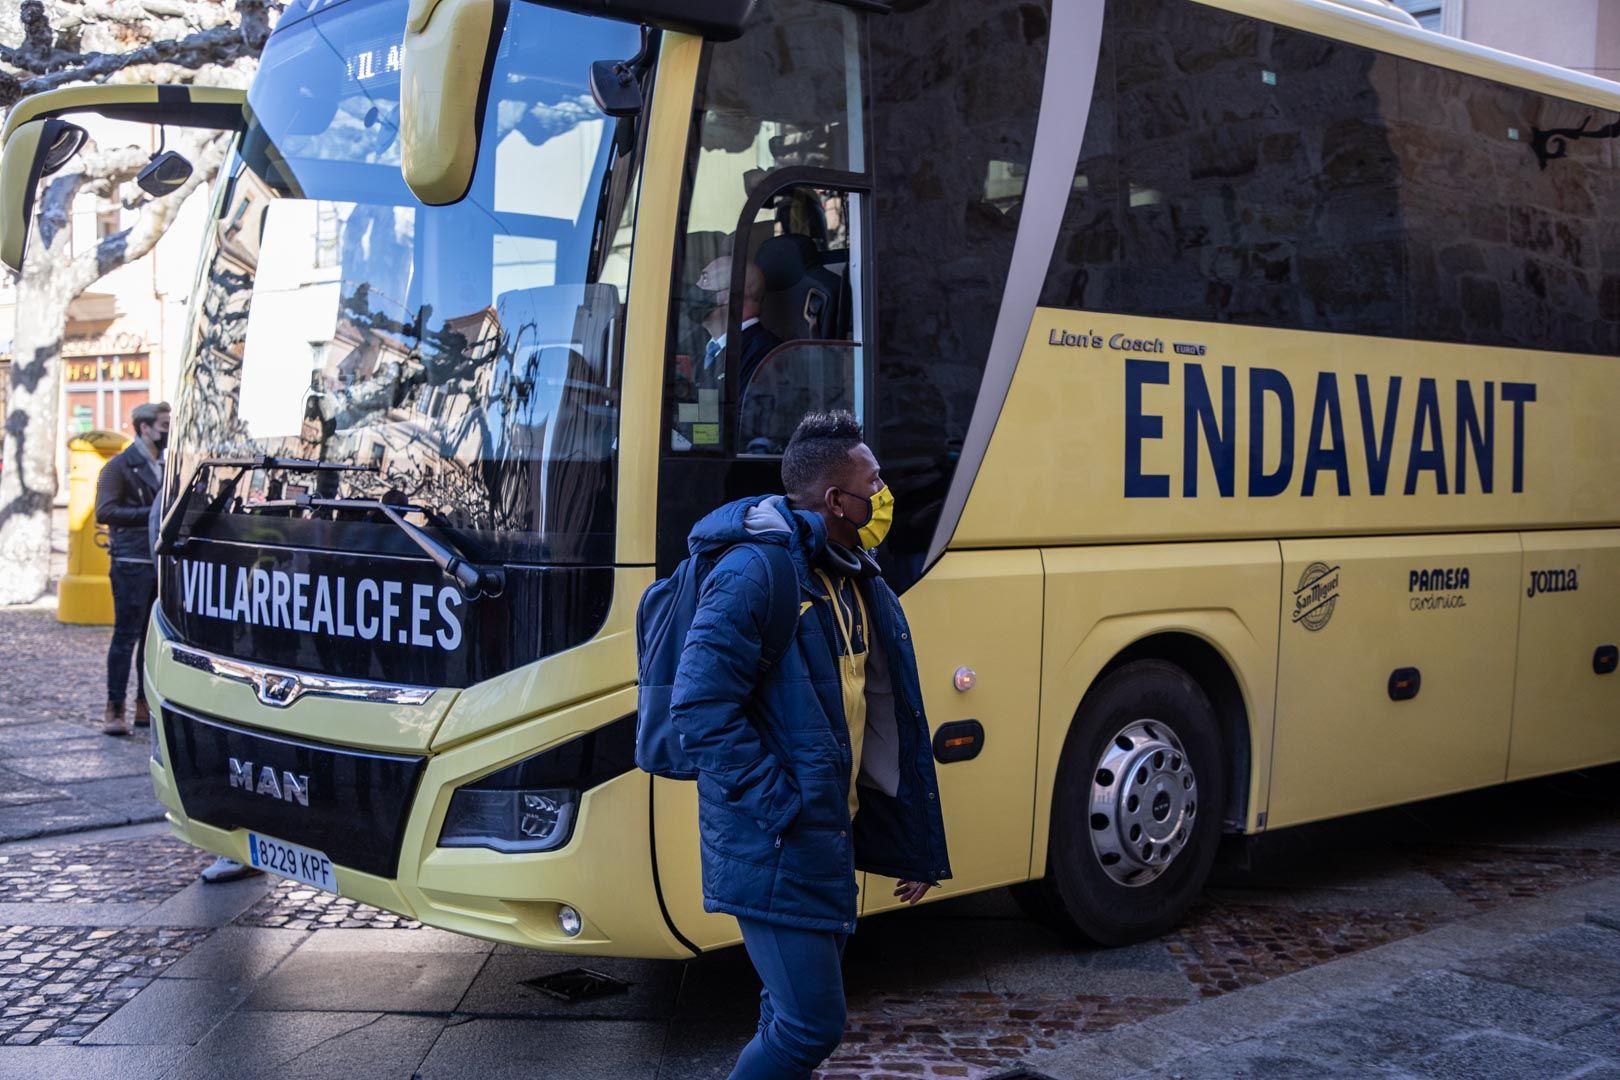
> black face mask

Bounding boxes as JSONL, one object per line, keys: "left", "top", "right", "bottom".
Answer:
{"left": 682, "top": 285, "right": 722, "bottom": 321}
{"left": 152, "top": 432, "right": 169, "bottom": 453}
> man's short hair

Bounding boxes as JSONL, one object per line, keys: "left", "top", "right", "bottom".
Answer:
{"left": 131, "top": 402, "right": 170, "bottom": 434}
{"left": 782, "top": 410, "right": 864, "bottom": 495}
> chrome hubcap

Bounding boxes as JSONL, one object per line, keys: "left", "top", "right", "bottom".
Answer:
{"left": 1088, "top": 719, "right": 1197, "bottom": 886}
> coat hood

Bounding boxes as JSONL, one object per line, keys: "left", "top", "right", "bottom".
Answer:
{"left": 686, "top": 495, "right": 827, "bottom": 562}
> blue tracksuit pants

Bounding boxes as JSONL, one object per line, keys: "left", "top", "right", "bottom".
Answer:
{"left": 728, "top": 918, "right": 850, "bottom": 1079}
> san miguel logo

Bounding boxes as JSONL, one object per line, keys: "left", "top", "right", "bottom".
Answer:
{"left": 1293, "top": 562, "right": 1340, "bottom": 631}
{"left": 1526, "top": 568, "right": 1579, "bottom": 598}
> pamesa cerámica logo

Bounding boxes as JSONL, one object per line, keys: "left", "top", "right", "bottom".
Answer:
{"left": 1292, "top": 562, "right": 1340, "bottom": 631}
{"left": 1409, "top": 565, "right": 1469, "bottom": 611}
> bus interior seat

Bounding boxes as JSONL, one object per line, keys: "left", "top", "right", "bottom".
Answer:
{"left": 755, "top": 234, "right": 843, "bottom": 342}
{"left": 738, "top": 340, "right": 855, "bottom": 454}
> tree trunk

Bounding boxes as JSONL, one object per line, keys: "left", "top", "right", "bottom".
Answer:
{"left": 0, "top": 284, "right": 72, "bottom": 606}
{"left": 0, "top": 175, "right": 77, "bottom": 605}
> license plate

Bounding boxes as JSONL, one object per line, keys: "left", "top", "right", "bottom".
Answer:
{"left": 246, "top": 831, "right": 338, "bottom": 892}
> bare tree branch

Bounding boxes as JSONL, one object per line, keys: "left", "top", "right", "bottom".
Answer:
{"left": 2, "top": 22, "right": 255, "bottom": 103}
{"left": 0, "top": 0, "right": 280, "bottom": 106}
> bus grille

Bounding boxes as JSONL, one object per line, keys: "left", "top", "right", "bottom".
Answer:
{"left": 161, "top": 704, "right": 427, "bottom": 879}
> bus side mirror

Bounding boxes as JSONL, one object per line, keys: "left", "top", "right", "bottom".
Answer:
{"left": 399, "top": 0, "right": 760, "bottom": 205}
{"left": 0, "top": 83, "right": 246, "bottom": 272}
{"left": 0, "top": 119, "right": 84, "bottom": 273}
{"left": 400, "top": 0, "right": 498, "bottom": 206}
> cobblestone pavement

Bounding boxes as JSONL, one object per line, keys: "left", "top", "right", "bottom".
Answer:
{"left": 1, "top": 603, "right": 1618, "bottom": 1077}
{"left": 0, "top": 926, "right": 211, "bottom": 1046}
{"left": 0, "top": 769, "right": 1609, "bottom": 1078}
{"left": 0, "top": 840, "right": 210, "bottom": 904}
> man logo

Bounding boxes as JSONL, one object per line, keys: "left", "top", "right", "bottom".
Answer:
{"left": 228, "top": 758, "right": 311, "bottom": 806}
{"left": 256, "top": 673, "right": 301, "bottom": 707}
{"left": 1292, "top": 562, "right": 1340, "bottom": 631}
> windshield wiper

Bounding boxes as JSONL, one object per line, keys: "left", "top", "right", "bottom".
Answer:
{"left": 247, "top": 494, "right": 506, "bottom": 599}
{"left": 155, "top": 455, "right": 376, "bottom": 556}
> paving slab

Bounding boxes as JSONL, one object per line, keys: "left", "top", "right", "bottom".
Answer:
{"left": 71, "top": 774, "right": 165, "bottom": 818}
{"left": 654, "top": 1019, "right": 757, "bottom": 1080}
{"left": 1388, "top": 970, "right": 1610, "bottom": 1041}
{"left": 0, "top": 797, "right": 129, "bottom": 842}
{"left": 165, "top": 1010, "right": 444, "bottom": 1080}
{"left": 80, "top": 974, "right": 252, "bottom": 1046}
{"left": 456, "top": 951, "right": 683, "bottom": 1020}
{"left": 1458, "top": 926, "right": 1620, "bottom": 1002}
{"left": 243, "top": 948, "right": 488, "bottom": 1012}
{"left": 416, "top": 1018, "right": 666, "bottom": 1080}
{"left": 5, "top": 745, "right": 154, "bottom": 785}
{"left": 289, "top": 926, "right": 494, "bottom": 954}
{"left": 1262, "top": 999, "right": 1472, "bottom": 1070}
{"left": 1141, "top": 1037, "right": 1385, "bottom": 1079}
{"left": 0, "top": 1043, "right": 189, "bottom": 1079}
{"left": 1407, "top": 1031, "right": 1602, "bottom": 1080}
{"left": 672, "top": 945, "right": 768, "bottom": 1023}
{"left": 138, "top": 875, "right": 276, "bottom": 928}
{"left": 0, "top": 724, "right": 108, "bottom": 759}
{"left": 160, "top": 926, "right": 307, "bottom": 982}
{"left": 0, "top": 768, "right": 67, "bottom": 808}
{"left": 1557, "top": 1013, "right": 1620, "bottom": 1061}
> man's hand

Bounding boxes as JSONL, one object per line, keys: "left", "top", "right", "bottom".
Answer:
{"left": 893, "top": 880, "right": 932, "bottom": 905}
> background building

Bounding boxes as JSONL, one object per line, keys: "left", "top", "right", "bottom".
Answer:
{"left": 1397, "top": 0, "right": 1620, "bottom": 78}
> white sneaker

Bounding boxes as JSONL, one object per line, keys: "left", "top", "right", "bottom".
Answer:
{"left": 200, "top": 856, "right": 264, "bottom": 883}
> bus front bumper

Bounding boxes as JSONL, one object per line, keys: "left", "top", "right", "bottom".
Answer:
{"left": 147, "top": 690, "right": 695, "bottom": 960}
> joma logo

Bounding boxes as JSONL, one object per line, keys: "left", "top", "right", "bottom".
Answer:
{"left": 228, "top": 758, "right": 311, "bottom": 806}
{"left": 1526, "top": 568, "right": 1579, "bottom": 598}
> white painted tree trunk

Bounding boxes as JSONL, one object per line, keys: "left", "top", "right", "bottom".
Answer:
{"left": 0, "top": 215, "right": 73, "bottom": 604}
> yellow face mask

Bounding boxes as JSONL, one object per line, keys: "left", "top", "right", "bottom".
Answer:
{"left": 843, "top": 484, "right": 894, "bottom": 550}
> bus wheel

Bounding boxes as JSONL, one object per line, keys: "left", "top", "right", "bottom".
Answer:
{"left": 1029, "top": 659, "right": 1226, "bottom": 946}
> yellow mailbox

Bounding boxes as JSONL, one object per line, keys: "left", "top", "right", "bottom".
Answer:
{"left": 59, "top": 430, "right": 131, "bottom": 625}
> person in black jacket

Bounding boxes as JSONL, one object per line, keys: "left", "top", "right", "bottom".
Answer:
{"left": 692, "top": 258, "right": 784, "bottom": 392}
{"left": 95, "top": 402, "right": 169, "bottom": 736}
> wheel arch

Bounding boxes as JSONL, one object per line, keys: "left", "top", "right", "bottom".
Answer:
{"left": 1093, "top": 633, "right": 1253, "bottom": 835}
{"left": 1031, "top": 618, "right": 1267, "bottom": 882}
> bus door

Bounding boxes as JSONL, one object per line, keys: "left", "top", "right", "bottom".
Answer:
{"left": 650, "top": 0, "right": 873, "bottom": 948}
{"left": 1269, "top": 534, "right": 1521, "bottom": 827}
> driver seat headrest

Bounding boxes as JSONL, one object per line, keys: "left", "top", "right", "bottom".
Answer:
{"left": 755, "top": 235, "right": 810, "bottom": 291}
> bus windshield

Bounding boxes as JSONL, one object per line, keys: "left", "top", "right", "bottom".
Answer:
{"left": 167, "top": 0, "right": 643, "bottom": 566}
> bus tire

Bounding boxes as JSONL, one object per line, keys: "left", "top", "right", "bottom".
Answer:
{"left": 1034, "top": 659, "right": 1226, "bottom": 946}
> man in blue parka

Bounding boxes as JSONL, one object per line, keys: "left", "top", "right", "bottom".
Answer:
{"left": 670, "top": 410, "right": 951, "bottom": 1080}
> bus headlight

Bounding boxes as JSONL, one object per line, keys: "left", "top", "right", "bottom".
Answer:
{"left": 439, "top": 787, "right": 578, "bottom": 853}
{"left": 436, "top": 716, "right": 635, "bottom": 855}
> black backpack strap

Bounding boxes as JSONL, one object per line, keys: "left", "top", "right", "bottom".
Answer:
{"left": 750, "top": 542, "right": 800, "bottom": 673}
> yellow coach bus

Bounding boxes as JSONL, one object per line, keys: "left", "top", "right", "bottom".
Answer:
{"left": 4, "top": 0, "right": 1618, "bottom": 954}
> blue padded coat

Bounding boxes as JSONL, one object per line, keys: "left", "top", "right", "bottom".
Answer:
{"left": 669, "top": 496, "right": 952, "bottom": 933}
